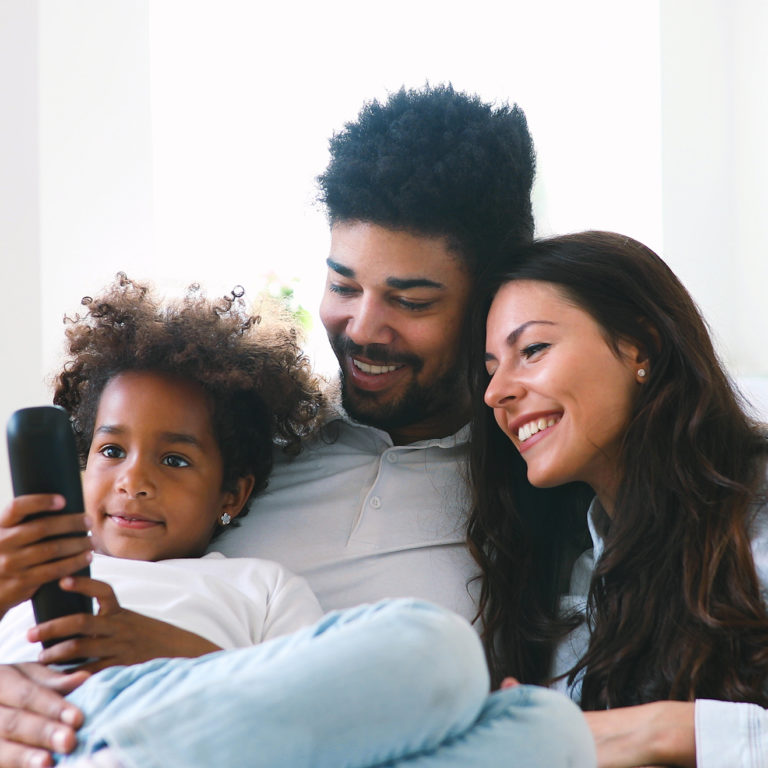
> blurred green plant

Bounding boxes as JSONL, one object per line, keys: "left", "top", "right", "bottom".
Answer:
{"left": 255, "top": 273, "right": 313, "bottom": 333}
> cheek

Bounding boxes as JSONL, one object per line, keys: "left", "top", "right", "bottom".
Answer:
{"left": 318, "top": 290, "right": 345, "bottom": 332}
{"left": 413, "top": 324, "right": 460, "bottom": 365}
{"left": 81, "top": 469, "right": 99, "bottom": 510}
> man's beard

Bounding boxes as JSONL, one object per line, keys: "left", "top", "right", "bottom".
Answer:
{"left": 330, "top": 335, "right": 467, "bottom": 432}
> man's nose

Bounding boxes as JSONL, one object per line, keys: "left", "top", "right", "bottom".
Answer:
{"left": 346, "top": 295, "right": 396, "bottom": 347}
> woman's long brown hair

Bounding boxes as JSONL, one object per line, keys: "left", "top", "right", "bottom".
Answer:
{"left": 468, "top": 231, "right": 768, "bottom": 706}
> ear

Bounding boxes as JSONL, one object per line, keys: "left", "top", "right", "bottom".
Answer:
{"left": 617, "top": 338, "right": 651, "bottom": 383}
{"left": 219, "top": 475, "right": 256, "bottom": 523}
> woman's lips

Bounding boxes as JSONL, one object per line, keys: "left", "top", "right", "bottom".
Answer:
{"left": 510, "top": 412, "right": 563, "bottom": 453}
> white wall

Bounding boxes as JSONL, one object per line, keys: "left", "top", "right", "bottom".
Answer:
{"left": 0, "top": 0, "right": 45, "bottom": 497}
{"left": 0, "top": 0, "right": 766, "bottom": 502}
{"left": 660, "top": 0, "right": 768, "bottom": 380}
{"left": 38, "top": 0, "right": 154, "bottom": 372}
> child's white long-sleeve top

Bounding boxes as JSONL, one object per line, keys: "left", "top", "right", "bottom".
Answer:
{"left": 0, "top": 551, "right": 323, "bottom": 662}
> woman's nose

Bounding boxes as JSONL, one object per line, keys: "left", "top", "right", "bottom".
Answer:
{"left": 484, "top": 366, "right": 524, "bottom": 409}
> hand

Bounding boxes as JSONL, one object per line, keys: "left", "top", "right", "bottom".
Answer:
{"left": 28, "top": 575, "right": 221, "bottom": 673}
{"left": 584, "top": 702, "right": 696, "bottom": 768}
{"left": 0, "top": 662, "right": 88, "bottom": 768}
{"left": 0, "top": 495, "right": 92, "bottom": 617}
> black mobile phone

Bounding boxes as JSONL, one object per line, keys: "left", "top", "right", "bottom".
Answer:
{"left": 6, "top": 406, "right": 93, "bottom": 646}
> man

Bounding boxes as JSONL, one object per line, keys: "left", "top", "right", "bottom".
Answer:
{"left": 214, "top": 83, "right": 536, "bottom": 622}
{"left": 0, "top": 84, "right": 542, "bottom": 766}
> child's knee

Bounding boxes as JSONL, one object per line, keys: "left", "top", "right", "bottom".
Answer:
{"left": 374, "top": 599, "right": 490, "bottom": 701}
{"left": 483, "top": 686, "right": 596, "bottom": 767}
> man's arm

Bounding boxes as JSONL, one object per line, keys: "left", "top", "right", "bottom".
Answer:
{"left": 0, "top": 663, "right": 87, "bottom": 768}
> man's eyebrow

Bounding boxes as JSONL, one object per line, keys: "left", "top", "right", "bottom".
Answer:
{"left": 386, "top": 276, "right": 445, "bottom": 290}
{"left": 326, "top": 258, "right": 354, "bottom": 278}
{"left": 326, "top": 258, "right": 444, "bottom": 290}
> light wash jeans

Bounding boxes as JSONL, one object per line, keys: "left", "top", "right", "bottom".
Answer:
{"left": 60, "top": 599, "right": 595, "bottom": 768}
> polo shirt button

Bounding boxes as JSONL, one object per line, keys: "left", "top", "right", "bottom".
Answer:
{"left": 386, "top": 453, "right": 397, "bottom": 463}
{"left": 370, "top": 496, "right": 382, "bottom": 508}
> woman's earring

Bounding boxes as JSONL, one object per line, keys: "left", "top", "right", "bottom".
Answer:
{"left": 220, "top": 512, "right": 232, "bottom": 526}
{"left": 637, "top": 368, "right": 647, "bottom": 379}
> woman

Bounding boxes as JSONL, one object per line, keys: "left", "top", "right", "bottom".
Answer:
{"left": 469, "top": 231, "right": 768, "bottom": 767}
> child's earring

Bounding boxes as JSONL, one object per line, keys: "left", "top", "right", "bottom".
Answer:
{"left": 637, "top": 368, "right": 647, "bottom": 380}
{"left": 220, "top": 512, "right": 232, "bottom": 526}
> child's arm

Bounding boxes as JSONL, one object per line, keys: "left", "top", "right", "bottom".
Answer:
{"left": 27, "top": 575, "right": 221, "bottom": 672}
{"left": 0, "top": 495, "right": 92, "bottom": 619}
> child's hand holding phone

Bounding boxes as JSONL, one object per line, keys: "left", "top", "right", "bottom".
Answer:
{"left": 0, "top": 494, "right": 92, "bottom": 619}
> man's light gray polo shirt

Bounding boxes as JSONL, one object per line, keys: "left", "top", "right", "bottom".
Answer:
{"left": 212, "top": 415, "right": 480, "bottom": 622}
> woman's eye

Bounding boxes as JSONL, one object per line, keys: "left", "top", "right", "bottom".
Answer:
{"left": 98, "top": 445, "right": 125, "bottom": 459}
{"left": 521, "top": 342, "right": 550, "bottom": 359}
{"left": 162, "top": 454, "right": 190, "bottom": 468}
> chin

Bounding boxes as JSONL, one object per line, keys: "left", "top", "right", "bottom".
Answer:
{"left": 524, "top": 468, "right": 563, "bottom": 489}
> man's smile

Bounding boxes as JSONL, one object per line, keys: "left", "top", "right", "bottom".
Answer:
{"left": 352, "top": 358, "right": 404, "bottom": 375}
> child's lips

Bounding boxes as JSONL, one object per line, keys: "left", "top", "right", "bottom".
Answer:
{"left": 106, "top": 513, "right": 162, "bottom": 529}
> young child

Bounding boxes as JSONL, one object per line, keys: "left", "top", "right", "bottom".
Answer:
{"left": 0, "top": 275, "right": 594, "bottom": 768}
{"left": 0, "top": 273, "right": 326, "bottom": 668}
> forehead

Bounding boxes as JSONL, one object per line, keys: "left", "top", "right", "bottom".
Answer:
{"left": 486, "top": 280, "right": 596, "bottom": 341}
{"left": 96, "top": 372, "right": 214, "bottom": 430}
{"left": 328, "top": 221, "right": 470, "bottom": 288}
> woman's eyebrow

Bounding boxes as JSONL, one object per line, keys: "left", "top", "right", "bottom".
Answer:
{"left": 505, "top": 320, "right": 556, "bottom": 346}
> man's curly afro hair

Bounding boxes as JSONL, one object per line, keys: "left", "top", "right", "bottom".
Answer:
{"left": 53, "top": 274, "right": 324, "bottom": 523}
{"left": 317, "top": 83, "right": 536, "bottom": 274}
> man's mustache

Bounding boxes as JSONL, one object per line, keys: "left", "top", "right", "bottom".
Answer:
{"left": 330, "top": 336, "right": 423, "bottom": 372}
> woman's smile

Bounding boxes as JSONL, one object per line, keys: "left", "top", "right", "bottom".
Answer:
{"left": 484, "top": 280, "right": 643, "bottom": 501}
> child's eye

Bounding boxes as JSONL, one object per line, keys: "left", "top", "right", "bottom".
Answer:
{"left": 162, "top": 454, "right": 190, "bottom": 468}
{"left": 521, "top": 342, "right": 550, "bottom": 359}
{"left": 98, "top": 445, "right": 125, "bottom": 459}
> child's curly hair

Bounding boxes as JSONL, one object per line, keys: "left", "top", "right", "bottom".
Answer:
{"left": 54, "top": 274, "right": 324, "bottom": 526}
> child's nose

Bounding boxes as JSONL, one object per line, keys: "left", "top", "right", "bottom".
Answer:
{"left": 117, "top": 459, "right": 156, "bottom": 498}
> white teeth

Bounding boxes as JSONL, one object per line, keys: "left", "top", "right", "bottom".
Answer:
{"left": 518, "top": 416, "right": 559, "bottom": 442}
{"left": 353, "top": 359, "right": 401, "bottom": 375}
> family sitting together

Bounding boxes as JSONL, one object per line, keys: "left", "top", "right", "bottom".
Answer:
{"left": 0, "top": 85, "right": 765, "bottom": 768}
